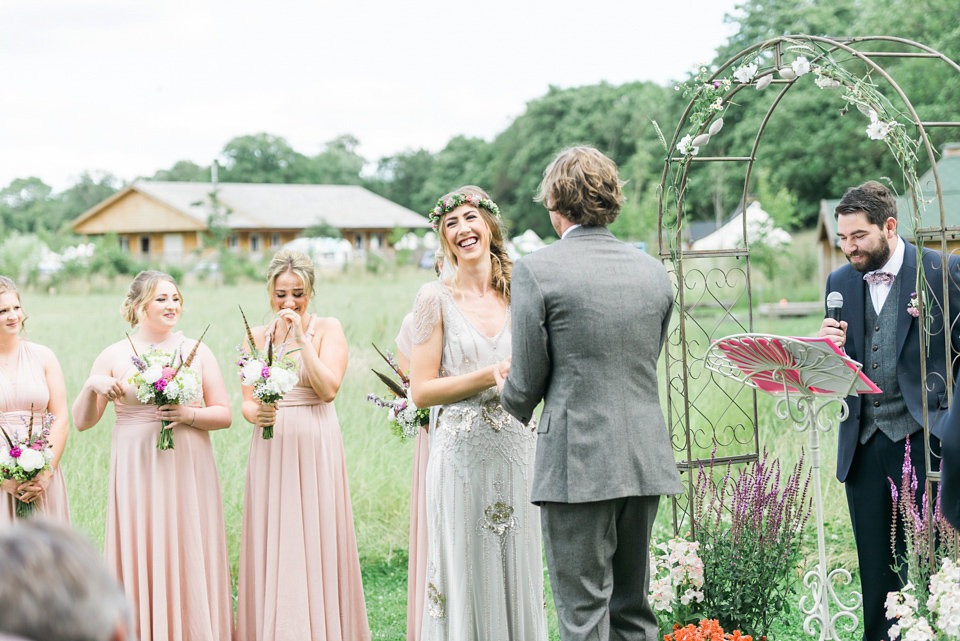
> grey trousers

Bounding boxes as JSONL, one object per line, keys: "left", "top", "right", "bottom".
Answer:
{"left": 540, "top": 495, "right": 661, "bottom": 641}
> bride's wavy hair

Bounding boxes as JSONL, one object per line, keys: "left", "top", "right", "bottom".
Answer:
{"left": 120, "top": 270, "right": 182, "bottom": 327}
{"left": 436, "top": 185, "right": 512, "bottom": 303}
{"left": 0, "top": 275, "right": 27, "bottom": 332}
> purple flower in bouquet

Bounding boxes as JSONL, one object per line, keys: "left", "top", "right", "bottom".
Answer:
{"left": 9, "top": 446, "right": 21, "bottom": 458}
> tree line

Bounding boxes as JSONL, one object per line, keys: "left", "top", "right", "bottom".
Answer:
{"left": 3, "top": 0, "right": 958, "bottom": 247}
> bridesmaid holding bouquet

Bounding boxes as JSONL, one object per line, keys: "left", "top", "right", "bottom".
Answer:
{"left": 237, "top": 250, "right": 369, "bottom": 641}
{"left": 0, "top": 276, "right": 70, "bottom": 525}
{"left": 72, "top": 270, "right": 233, "bottom": 641}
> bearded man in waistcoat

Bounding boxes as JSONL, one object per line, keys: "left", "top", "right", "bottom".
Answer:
{"left": 818, "top": 180, "right": 960, "bottom": 641}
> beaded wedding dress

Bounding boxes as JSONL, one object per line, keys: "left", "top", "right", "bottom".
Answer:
{"left": 412, "top": 281, "right": 546, "bottom": 641}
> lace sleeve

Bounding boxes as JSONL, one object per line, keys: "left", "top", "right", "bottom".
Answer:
{"left": 411, "top": 281, "right": 443, "bottom": 346}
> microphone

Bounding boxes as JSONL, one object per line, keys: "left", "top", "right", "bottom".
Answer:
{"left": 826, "top": 291, "right": 843, "bottom": 322}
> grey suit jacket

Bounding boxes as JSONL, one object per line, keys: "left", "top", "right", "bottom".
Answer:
{"left": 501, "top": 225, "right": 683, "bottom": 504}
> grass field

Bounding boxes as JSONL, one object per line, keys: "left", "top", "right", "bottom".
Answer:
{"left": 19, "top": 266, "right": 865, "bottom": 640}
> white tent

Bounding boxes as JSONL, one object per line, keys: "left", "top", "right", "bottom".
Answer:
{"left": 691, "top": 201, "right": 791, "bottom": 251}
{"left": 512, "top": 229, "right": 546, "bottom": 255}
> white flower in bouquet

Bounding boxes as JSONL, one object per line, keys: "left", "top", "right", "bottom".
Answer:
{"left": 0, "top": 446, "right": 12, "bottom": 467}
{"left": 174, "top": 369, "right": 202, "bottom": 404}
{"left": 142, "top": 364, "right": 163, "bottom": 385}
{"left": 17, "top": 448, "right": 46, "bottom": 473}
{"left": 164, "top": 376, "right": 183, "bottom": 399}
{"left": 262, "top": 367, "right": 299, "bottom": 396}
{"left": 240, "top": 360, "right": 266, "bottom": 385}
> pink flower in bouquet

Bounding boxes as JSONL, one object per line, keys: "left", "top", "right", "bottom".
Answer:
{"left": 161, "top": 366, "right": 177, "bottom": 380}
{"left": 10, "top": 446, "right": 21, "bottom": 458}
{"left": 154, "top": 378, "right": 168, "bottom": 393}
{"left": 261, "top": 366, "right": 271, "bottom": 380}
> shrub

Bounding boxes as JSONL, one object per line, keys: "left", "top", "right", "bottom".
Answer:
{"left": 692, "top": 450, "right": 812, "bottom": 637}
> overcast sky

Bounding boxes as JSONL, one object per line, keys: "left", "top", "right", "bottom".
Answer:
{"left": 1, "top": 0, "right": 741, "bottom": 192}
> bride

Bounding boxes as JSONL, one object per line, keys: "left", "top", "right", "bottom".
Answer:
{"left": 410, "top": 186, "right": 546, "bottom": 640}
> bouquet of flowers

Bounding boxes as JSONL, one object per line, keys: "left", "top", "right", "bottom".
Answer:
{"left": 128, "top": 328, "right": 207, "bottom": 450}
{"left": 366, "top": 344, "right": 429, "bottom": 441}
{"left": 237, "top": 307, "right": 300, "bottom": 439}
{"left": 0, "top": 406, "right": 55, "bottom": 518}
{"left": 651, "top": 536, "right": 705, "bottom": 632}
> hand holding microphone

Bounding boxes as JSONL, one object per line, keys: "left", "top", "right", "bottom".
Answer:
{"left": 819, "top": 291, "right": 847, "bottom": 349}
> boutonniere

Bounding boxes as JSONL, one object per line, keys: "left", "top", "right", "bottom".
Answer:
{"left": 907, "top": 291, "right": 921, "bottom": 318}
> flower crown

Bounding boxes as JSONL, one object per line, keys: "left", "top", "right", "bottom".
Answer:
{"left": 428, "top": 193, "right": 501, "bottom": 231}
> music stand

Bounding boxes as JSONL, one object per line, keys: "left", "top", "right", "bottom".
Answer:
{"left": 704, "top": 334, "right": 879, "bottom": 641}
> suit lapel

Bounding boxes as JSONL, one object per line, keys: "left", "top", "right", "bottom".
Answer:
{"left": 843, "top": 269, "right": 866, "bottom": 363}
{"left": 897, "top": 241, "right": 918, "bottom": 357}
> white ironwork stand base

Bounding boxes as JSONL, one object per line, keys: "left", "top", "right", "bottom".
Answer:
{"left": 777, "top": 395, "right": 862, "bottom": 641}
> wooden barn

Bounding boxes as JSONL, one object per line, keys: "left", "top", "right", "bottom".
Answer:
{"left": 72, "top": 181, "right": 432, "bottom": 265}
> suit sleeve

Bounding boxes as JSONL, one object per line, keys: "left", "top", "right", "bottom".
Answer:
{"left": 501, "top": 259, "right": 549, "bottom": 425}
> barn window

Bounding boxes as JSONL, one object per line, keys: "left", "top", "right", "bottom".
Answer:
{"left": 140, "top": 236, "right": 150, "bottom": 255}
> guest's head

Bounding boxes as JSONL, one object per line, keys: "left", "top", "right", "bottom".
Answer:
{"left": 834, "top": 181, "right": 899, "bottom": 273}
{"left": 121, "top": 270, "right": 182, "bottom": 328}
{"left": 266, "top": 250, "right": 315, "bottom": 316}
{"left": 0, "top": 276, "right": 26, "bottom": 335}
{"left": 0, "top": 520, "right": 132, "bottom": 641}
{"left": 536, "top": 146, "right": 624, "bottom": 231}
{"left": 434, "top": 248, "right": 445, "bottom": 278}
{"left": 431, "top": 186, "right": 511, "bottom": 301}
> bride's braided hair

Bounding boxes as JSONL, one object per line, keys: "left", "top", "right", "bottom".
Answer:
{"left": 436, "top": 185, "right": 512, "bottom": 303}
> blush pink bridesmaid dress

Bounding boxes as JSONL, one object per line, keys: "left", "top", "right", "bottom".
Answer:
{"left": 103, "top": 333, "right": 233, "bottom": 641}
{"left": 0, "top": 340, "right": 69, "bottom": 524}
{"left": 237, "top": 316, "right": 370, "bottom": 641}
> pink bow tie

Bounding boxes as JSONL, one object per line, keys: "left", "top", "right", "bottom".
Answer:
{"left": 864, "top": 271, "right": 895, "bottom": 286}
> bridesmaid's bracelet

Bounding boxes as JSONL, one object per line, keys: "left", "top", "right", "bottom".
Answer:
{"left": 190, "top": 409, "right": 196, "bottom": 427}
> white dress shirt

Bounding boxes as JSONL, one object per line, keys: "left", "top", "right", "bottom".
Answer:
{"left": 561, "top": 224, "right": 581, "bottom": 239}
{"left": 867, "top": 236, "right": 905, "bottom": 313}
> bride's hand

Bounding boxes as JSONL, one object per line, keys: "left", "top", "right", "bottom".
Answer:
{"left": 493, "top": 357, "right": 510, "bottom": 393}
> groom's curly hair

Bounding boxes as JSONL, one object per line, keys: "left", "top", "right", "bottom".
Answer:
{"left": 536, "top": 146, "right": 624, "bottom": 227}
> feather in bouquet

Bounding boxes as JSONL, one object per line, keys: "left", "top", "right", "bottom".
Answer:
{"left": 237, "top": 307, "right": 301, "bottom": 439}
{"left": 0, "top": 406, "right": 55, "bottom": 518}
{"left": 127, "top": 327, "right": 208, "bottom": 450}
{"left": 366, "top": 344, "right": 430, "bottom": 441}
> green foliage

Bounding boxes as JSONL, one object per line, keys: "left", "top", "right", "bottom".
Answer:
{"left": 150, "top": 160, "right": 210, "bottom": 182}
{"left": 0, "top": 233, "right": 45, "bottom": 284}
{"left": 370, "top": 148, "right": 436, "bottom": 213}
{"left": 488, "top": 82, "right": 672, "bottom": 237}
{"left": 303, "top": 219, "right": 342, "bottom": 238}
{"left": 88, "top": 234, "right": 143, "bottom": 277}
{"left": 692, "top": 451, "right": 812, "bottom": 636}
{"left": 219, "top": 133, "right": 365, "bottom": 186}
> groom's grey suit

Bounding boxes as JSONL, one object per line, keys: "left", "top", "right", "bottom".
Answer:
{"left": 501, "top": 225, "right": 682, "bottom": 641}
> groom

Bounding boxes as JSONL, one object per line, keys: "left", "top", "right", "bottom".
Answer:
{"left": 498, "top": 146, "right": 682, "bottom": 640}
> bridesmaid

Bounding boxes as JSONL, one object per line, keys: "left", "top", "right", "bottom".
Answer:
{"left": 0, "top": 276, "right": 70, "bottom": 524}
{"left": 396, "top": 250, "right": 444, "bottom": 641}
{"left": 72, "top": 270, "right": 233, "bottom": 641}
{"left": 236, "top": 250, "right": 370, "bottom": 641}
